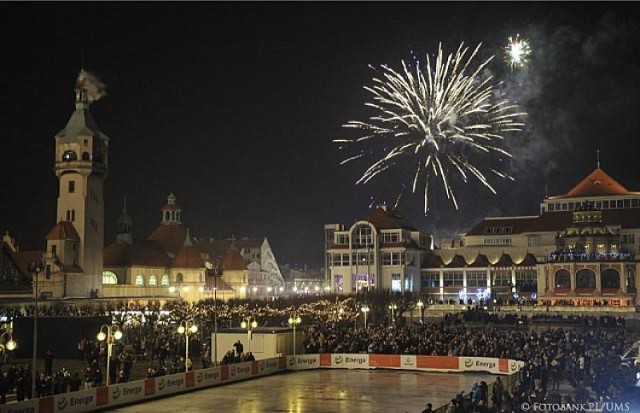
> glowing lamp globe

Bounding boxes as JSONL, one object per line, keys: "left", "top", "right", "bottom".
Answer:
{"left": 190, "top": 325, "right": 198, "bottom": 334}
{"left": 97, "top": 332, "right": 107, "bottom": 341}
{"left": 177, "top": 325, "right": 186, "bottom": 334}
{"left": 113, "top": 330, "right": 123, "bottom": 340}
{"left": 6, "top": 339, "right": 16, "bottom": 351}
{"left": 251, "top": 321, "right": 258, "bottom": 329}
{"left": 241, "top": 321, "right": 247, "bottom": 329}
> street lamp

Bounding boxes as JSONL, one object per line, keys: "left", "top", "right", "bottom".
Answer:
{"left": 288, "top": 314, "right": 302, "bottom": 356}
{"left": 96, "top": 324, "right": 123, "bottom": 386}
{"left": 388, "top": 303, "right": 398, "bottom": 325}
{"left": 27, "top": 260, "right": 43, "bottom": 398}
{"left": 240, "top": 316, "right": 258, "bottom": 353}
{"left": 417, "top": 300, "right": 425, "bottom": 324}
{"left": 361, "top": 305, "right": 370, "bottom": 330}
{"left": 0, "top": 330, "right": 17, "bottom": 364}
{"left": 176, "top": 320, "right": 198, "bottom": 372}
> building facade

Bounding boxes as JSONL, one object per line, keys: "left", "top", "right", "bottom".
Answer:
{"left": 326, "top": 206, "right": 433, "bottom": 294}
{"left": 429, "top": 168, "right": 639, "bottom": 306}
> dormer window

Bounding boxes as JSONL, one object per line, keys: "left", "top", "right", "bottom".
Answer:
{"left": 62, "top": 150, "right": 77, "bottom": 162}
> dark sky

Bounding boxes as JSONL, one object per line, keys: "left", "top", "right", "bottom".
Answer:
{"left": 2, "top": 3, "right": 640, "bottom": 266}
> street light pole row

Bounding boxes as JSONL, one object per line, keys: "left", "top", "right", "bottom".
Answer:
{"left": 177, "top": 320, "right": 198, "bottom": 372}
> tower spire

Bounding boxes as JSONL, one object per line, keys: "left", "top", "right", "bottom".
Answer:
{"left": 597, "top": 148, "right": 600, "bottom": 169}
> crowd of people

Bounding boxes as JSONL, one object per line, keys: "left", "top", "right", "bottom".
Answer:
{"left": 0, "top": 298, "right": 637, "bottom": 411}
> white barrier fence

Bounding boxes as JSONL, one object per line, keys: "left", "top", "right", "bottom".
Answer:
{"left": 0, "top": 355, "right": 520, "bottom": 413}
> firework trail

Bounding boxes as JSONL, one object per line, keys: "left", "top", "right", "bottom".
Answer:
{"left": 335, "top": 43, "right": 525, "bottom": 213}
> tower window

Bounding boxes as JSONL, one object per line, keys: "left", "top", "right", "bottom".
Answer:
{"left": 84, "top": 139, "right": 88, "bottom": 147}
{"left": 71, "top": 210, "right": 76, "bottom": 222}
{"left": 82, "top": 152, "right": 90, "bottom": 161}
{"left": 66, "top": 210, "right": 71, "bottom": 221}
{"left": 62, "top": 150, "right": 77, "bottom": 162}
{"left": 68, "top": 181, "right": 75, "bottom": 193}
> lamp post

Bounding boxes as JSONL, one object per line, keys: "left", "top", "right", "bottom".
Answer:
{"left": 288, "top": 314, "right": 302, "bottom": 356}
{"left": 240, "top": 316, "right": 258, "bottom": 353}
{"left": 417, "top": 300, "right": 424, "bottom": 324}
{"left": 96, "top": 324, "right": 123, "bottom": 386}
{"left": 388, "top": 303, "right": 397, "bottom": 326}
{"left": 361, "top": 305, "right": 370, "bottom": 330}
{"left": 28, "top": 260, "right": 43, "bottom": 398}
{"left": 213, "top": 285, "right": 218, "bottom": 365}
{"left": 177, "top": 320, "right": 198, "bottom": 372}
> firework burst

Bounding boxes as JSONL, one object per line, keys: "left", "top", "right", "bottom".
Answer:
{"left": 335, "top": 43, "right": 525, "bottom": 213}
{"left": 505, "top": 34, "right": 531, "bottom": 69}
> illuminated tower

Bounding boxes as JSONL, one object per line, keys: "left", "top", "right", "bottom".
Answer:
{"left": 47, "top": 77, "right": 109, "bottom": 297}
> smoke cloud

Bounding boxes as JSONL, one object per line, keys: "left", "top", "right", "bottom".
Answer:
{"left": 76, "top": 70, "right": 107, "bottom": 104}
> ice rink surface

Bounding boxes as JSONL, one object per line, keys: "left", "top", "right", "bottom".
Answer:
{"left": 113, "top": 369, "right": 495, "bottom": 413}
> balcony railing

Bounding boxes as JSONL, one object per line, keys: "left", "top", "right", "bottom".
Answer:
{"left": 547, "top": 251, "right": 633, "bottom": 262}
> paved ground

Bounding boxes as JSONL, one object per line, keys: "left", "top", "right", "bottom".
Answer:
{"left": 113, "top": 369, "right": 495, "bottom": 413}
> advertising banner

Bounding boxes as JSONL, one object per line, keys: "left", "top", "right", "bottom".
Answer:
{"left": 399, "top": 355, "right": 416, "bottom": 370}
{"left": 458, "top": 357, "right": 502, "bottom": 374}
{"left": 0, "top": 399, "right": 38, "bottom": 413}
{"left": 109, "top": 380, "right": 146, "bottom": 407}
{"left": 416, "top": 356, "right": 459, "bottom": 371}
{"left": 368, "top": 354, "right": 401, "bottom": 369}
{"left": 52, "top": 389, "right": 97, "bottom": 413}
{"left": 331, "top": 354, "right": 369, "bottom": 369}
{"left": 155, "top": 373, "right": 186, "bottom": 396}
{"left": 257, "top": 358, "right": 281, "bottom": 375}
{"left": 194, "top": 367, "right": 222, "bottom": 389}
{"left": 286, "top": 354, "right": 320, "bottom": 370}
{"left": 228, "top": 362, "right": 252, "bottom": 381}
{"left": 319, "top": 353, "right": 331, "bottom": 367}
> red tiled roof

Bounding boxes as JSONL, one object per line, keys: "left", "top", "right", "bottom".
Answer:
{"left": 104, "top": 240, "right": 172, "bottom": 267}
{"left": 2, "top": 243, "right": 42, "bottom": 282}
{"left": 560, "top": 168, "right": 630, "bottom": 198}
{"left": 148, "top": 224, "right": 187, "bottom": 253}
{"left": 365, "top": 207, "right": 418, "bottom": 230}
{"left": 221, "top": 249, "right": 247, "bottom": 271}
{"left": 205, "top": 276, "right": 234, "bottom": 291}
{"left": 466, "top": 208, "right": 640, "bottom": 236}
{"left": 173, "top": 244, "right": 204, "bottom": 269}
{"left": 45, "top": 221, "right": 80, "bottom": 240}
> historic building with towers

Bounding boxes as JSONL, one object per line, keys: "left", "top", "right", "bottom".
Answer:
{"left": 0, "top": 75, "right": 285, "bottom": 303}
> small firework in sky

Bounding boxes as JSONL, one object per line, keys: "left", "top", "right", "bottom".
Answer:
{"left": 335, "top": 43, "right": 525, "bottom": 213}
{"left": 504, "top": 34, "right": 531, "bottom": 69}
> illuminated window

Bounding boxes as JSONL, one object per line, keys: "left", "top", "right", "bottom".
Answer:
{"left": 135, "top": 274, "right": 144, "bottom": 286}
{"left": 161, "top": 274, "right": 170, "bottom": 286}
{"left": 62, "top": 150, "right": 77, "bottom": 162}
{"left": 149, "top": 274, "right": 158, "bottom": 287}
{"left": 102, "top": 271, "right": 118, "bottom": 285}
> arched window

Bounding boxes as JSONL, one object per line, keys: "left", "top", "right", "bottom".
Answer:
{"left": 135, "top": 274, "right": 144, "bottom": 286}
{"left": 176, "top": 273, "right": 184, "bottom": 283}
{"left": 102, "top": 271, "right": 118, "bottom": 285}
{"left": 576, "top": 269, "right": 596, "bottom": 289}
{"left": 62, "top": 150, "right": 78, "bottom": 162}
{"left": 149, "top": 274, "right": 158, "bottom": 287}
{"left": 555, "top": 269, "right": 570, "bottom": 289}
{"left": 161, "top": 274, "right": 170, "bottom": 286}
{"left": 601, "top": 268, "right": 620, "bottom": 289}
{"left": 81, "top": 152, "right": 91, "bottom": 161}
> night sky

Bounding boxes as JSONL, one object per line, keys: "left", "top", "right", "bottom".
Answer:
{"left": 2, "top": 3, "right": 640, "bottom": 266}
